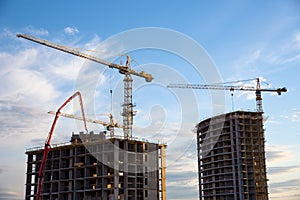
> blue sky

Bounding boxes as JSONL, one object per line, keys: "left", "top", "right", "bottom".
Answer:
{"left": 0, "top": 0, "right": 300, "bottom": 199}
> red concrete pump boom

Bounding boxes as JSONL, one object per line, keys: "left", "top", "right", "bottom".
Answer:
{"left": 36, "top": 91, "right": 88, "bottom": 200}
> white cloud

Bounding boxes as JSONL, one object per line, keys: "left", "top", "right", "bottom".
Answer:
{"left": 266, "top": 145, "right": 294, "bottom": 165}
{"left": 0, "top": 28, "right": 122, "bottom": 147}
{"left": 84, "top": 34, "right": 101, "bottom": 51}
{"left": 0, "top": 68, "right": 59, "bottom": 105}
{"left": 262, "top": 32, "right": 300, "bottom": 66}
{"left": 266, "top": 144, "right": 300, "bottom": 199}
{"left": 295, "top": 32, "right": 300, "bottom": 48}
{"left": 0, "top": 28, "right": 112, "bottom": 144}
{"left": 166, "top": 140, "right": 198, "bottom": 199}
{"left": 0, "top": 48, "right": 38, "bottom": 76}
{"left": 281, "top": 109, "right": 300, "bottom": 122}
{"left": 45, "top": 53, "right": 85, "bottom": 81}
{"left": 0, "top": 43, "right": 61, "bottom": 106}
{"left": 280, "top": 54, "right": 300, "bottom": 64}
{"left": 231, "top": 31, "right": 300, "bottom": 78}
{"left": 0, "top": 28, "right": 106, "bottom": 200}
{"left": 64, "top": 26, "right": 79, "bottom": 35}
{"left": 0, "top": 28, "right": 15, "bottom": 40}
{"left": 246, "top": 49, "right": 261, "bottom": 65}
{"left": 24, "top": 25, "right": 49, "bottom": 36}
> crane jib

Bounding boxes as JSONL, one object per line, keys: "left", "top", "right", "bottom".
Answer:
{"left": 167, "top": 80, "right": 287, "bottom": 113}
{"left": 16, "top": 33, "right": 153, "bottom": 82}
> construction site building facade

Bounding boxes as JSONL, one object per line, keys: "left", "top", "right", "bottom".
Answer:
{"left": 196, "top": 111, "right": 268, "bottom": 200}
{"left": 25, "top": 132, "right": 167, "bottom": 200}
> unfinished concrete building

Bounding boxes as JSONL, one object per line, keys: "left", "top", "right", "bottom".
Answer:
{"left": 25, "top": 132, "right": 167, "bottom": 200}
{"left": 196, "top": 111, "right": 269, "bottom": 200}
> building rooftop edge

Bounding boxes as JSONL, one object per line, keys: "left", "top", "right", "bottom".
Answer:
{"left": 198, "top": 110, "right": 263, "bottom": 125}
{"left": 25, "top": 132, "right": 167, "bottom": 153}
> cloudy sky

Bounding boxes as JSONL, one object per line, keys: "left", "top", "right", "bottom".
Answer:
{"left": 0, "top": 1, "right": 300, "bottom": 199}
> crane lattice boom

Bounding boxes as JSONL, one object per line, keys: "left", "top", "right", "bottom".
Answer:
{"left": 48, "top": 111, "right": 122, "bottom": 136}
{"left": 168, "top": 78, "right": 287, "bottom": 112}
{"left": 17, "top": 34, "right": 153, "bottom": 82}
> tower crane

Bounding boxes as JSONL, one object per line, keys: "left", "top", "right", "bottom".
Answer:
{"left": 167, "top": 78, "right": 287, "bottom": 112}
{"left": 17, "top": 33, "right": 153, "bottom": 138}
{"left": 48, "top": 111, "right": 123, "bottom": 137}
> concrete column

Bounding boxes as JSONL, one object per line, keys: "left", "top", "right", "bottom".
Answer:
{"left": 114, "top": 139, "right": 119, "bottom": 200}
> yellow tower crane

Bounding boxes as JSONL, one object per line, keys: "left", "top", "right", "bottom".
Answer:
{"left": 48, "top": 111, "right": 122, "bottom": 137}
{"left": 17, "top": 33, "right": 153, "bottom": 138}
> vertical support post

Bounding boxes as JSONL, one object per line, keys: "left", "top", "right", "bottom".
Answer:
{"left": 197, "top": 129, "right": 203, "bottom": 200}
{"left": 235, "top": 114, "right": 244, "bottom": 200}
{"left": 25, "top": 155, "right": 32, "bottom": 199}
{"left": 124, "top": 140, "right": 128, "bottom": 199}
{"left": 159, "top": 144, "right": 167, "bottom": 200}
{"left": 73, "top": 147, "right": 77, "bottom": 200}
{"left": 114, "top": 140, "right": 119, "bottom": 200}
{"left": 230, "top": 115, "right": 237, "bottom": 200}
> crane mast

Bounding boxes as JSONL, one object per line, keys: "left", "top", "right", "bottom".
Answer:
{"left": 122, "top": 57, "right": 135, "bottom": 138}
{"left": 17, "top": 33, "right": 153, "bottom": 138}
{"left": 168, "top": 78, "right": 287, "bottom": 112}
{"left": 255, "top": 78, "right": 263, "bottom": 112}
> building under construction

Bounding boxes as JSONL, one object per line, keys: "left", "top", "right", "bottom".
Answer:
{"left": 25, "top": 132, "right": 166, "bottom": 200}
{"left": 196, "top": 111, "right": 268, "bottom": 200}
